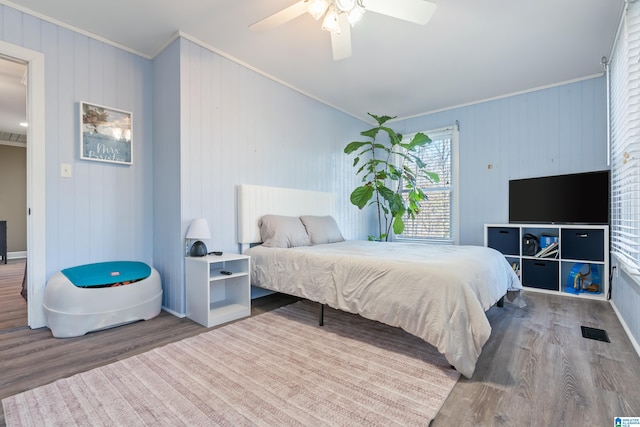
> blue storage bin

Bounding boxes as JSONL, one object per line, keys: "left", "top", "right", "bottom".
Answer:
{"left": 487, "top": 227, "right": 519, "bottom": 255}
{"left": 539, "top": 235, "right": 558, "bottom": 249}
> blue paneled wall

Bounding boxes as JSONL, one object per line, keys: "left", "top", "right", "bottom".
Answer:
{"left": 152, "top": 37, "right": 370, "bottom": 314}
{"left": 1, "top": 5, "right": 154, "bottom": 281}
{"left": 396, "top": 77, "right": 607, "bottom": 245}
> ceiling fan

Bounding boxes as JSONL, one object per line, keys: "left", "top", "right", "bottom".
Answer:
{"left": 250, "top": 0, "right": 437, "bottom": 61}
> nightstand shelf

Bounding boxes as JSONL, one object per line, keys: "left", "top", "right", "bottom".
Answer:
{"left": 185, "top": 253, "right": 251, "bottom": 327}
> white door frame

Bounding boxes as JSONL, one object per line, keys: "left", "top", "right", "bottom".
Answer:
{"left": 0, "top": 40, "right": 47, "bottom": 328}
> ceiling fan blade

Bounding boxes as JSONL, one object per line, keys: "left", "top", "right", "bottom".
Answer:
{"left": 250, "top": 1, "right": 309, "bottom": 32}
{"left": 330, "top": 14, "right": 352, "bottom": 60}
{"left": 365, "top": 0, "right": 437, "bottom": 25}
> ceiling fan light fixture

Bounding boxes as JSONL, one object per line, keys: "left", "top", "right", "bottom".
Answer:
{"left": 347, "top": 5, "right": 365, "bottom": 26}
{"left": 321, "top": 7, "right": 341, "bottom": 33}
{"left": 308, "top": 0, "right": 330, "bottom": 20}
{"left": 336, "top": 0, "right": 356, "bottom": 12}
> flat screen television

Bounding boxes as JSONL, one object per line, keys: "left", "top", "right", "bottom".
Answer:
{"left": 509, "top": 170, "right": 610, "bottom": 224}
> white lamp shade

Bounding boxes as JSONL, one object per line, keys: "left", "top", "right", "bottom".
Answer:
{"left": 186, "top": 218, "right": 211, "bottom": 240}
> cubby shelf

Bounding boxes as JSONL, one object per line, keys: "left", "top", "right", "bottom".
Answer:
{"left": 485, "top": 224, "right": 609, "bottom": 300}
{"left": 185, "top": 253, "right": 251, "bottom": 327}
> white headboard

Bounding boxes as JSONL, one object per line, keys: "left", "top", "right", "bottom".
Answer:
{"left": 237, "top": 184, "right": 337, "bottom": 246}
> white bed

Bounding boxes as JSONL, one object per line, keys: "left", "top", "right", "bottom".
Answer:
{"left": 237, "top": 184, "right": 523, "bottom": 378}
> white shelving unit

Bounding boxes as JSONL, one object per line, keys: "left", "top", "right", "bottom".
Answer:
{"left": 185, "top": 253, "right": 251, "bottom": 327}
{"left": 485, "top": 223, "right": 609, "bottom": 301}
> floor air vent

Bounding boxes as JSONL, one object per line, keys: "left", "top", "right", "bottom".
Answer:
{"left": 581, "top": 326, "right": 610, "bottom": 343}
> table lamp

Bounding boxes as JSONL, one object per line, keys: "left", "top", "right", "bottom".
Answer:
{"left": 186, "top": 218, "right": 211, "bottom": 257}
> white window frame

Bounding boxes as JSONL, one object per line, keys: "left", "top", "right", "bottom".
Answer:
{"left": 395, "top": 125, "right": 459, "bottom": 244}
{"left": 609, "top": 1, "right": 640, "bottom": 277}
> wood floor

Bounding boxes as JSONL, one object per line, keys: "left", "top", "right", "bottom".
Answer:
{"left": 1, "top": 258, "right": 639, "bottom": 426}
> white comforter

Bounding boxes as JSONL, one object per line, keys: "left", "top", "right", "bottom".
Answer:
{"left": 245, "top": 240, "right": 522, "bottom": 378}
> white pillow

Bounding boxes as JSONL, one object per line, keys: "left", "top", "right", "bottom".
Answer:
{"left": 300, "top": 215, "right": 345, "bottom": 245}
{"left": 259, "top": 215, "right": 311, "bottom": 248}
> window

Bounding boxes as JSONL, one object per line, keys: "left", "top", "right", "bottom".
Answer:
{"left": 610, "top": 1, "right": 640, "bottom": 275}
{"left": 397, "top": 125, "right": 459, "bottom": 244}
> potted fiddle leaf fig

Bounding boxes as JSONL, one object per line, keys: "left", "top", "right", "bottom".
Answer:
{"left": 344, "top": 113, "right": 439, "bottom": 241}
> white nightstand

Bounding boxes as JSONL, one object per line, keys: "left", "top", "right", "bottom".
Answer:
{"left": 185, "top": 253, "right": 251, "bottom": 327}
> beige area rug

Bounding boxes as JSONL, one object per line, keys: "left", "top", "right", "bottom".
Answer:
{"left": 2, "top": 301, "right": 459, "bottom": 426}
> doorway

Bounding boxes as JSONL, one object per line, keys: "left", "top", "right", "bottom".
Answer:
{"left": 0, "top": 55, "right": 28, "bottom": 328}
{"left": 0, "top": 40, "right": 46, "bottom": 329}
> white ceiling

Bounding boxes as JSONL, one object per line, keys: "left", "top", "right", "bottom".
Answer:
{"left": 0, "top": 0, "right": 625, "bottom": 126}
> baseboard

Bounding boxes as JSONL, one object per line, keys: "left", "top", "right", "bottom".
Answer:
{"left": 610, "top": 300, "right": 640, "bottom": 359}
{"left": 161, "top": 306, "right": 185, "bottom": 318}
{"left": 8, "top": 251, "right": 27, "bottom": 260}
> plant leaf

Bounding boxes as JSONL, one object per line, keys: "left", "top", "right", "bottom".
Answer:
{"left": 344, "top": 141, "right": 369, "bottom": 154}
{"left": 408, "top": 132, "right": 431, "bottom": 149}
{"left": 388, "top": 165, "right": 403, "bottom": 180}
{"left": 389, "top": 193, "right": 406, "bottom": 215}
{"left": 350, "top": 185, "right": 374, "bottom": 209}
{"left": 379, "top": 126, "right": 402, "bottom": 146}
{"left": 425, "top": 171, "right": 440, "bottom": 183}
{"left": 361, "top": 128, "right": 380, "bottom": 139}
{"left": 392, "top": 215, "right": 405, "bottom": 235}
{"left": 403, "top": 169, "right": 416, "bottom": 183}
{"left": 368, "top": 113, "right": 396, "bottom": 125}
{"left": 375, "top": 171, "right": 388, "bottom": 181}
{"left": 378, "top": 185, "right": 396, "bottom": 203}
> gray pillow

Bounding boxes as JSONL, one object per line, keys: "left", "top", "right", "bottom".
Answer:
{"left": 300, "top": 215, "right": 345, "bottom": 245}
{"left": 259, "top": 215, "right": 311, "bottom": 248}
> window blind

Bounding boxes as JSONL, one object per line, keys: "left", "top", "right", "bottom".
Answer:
{"left": 610, "top": 1, "right": 640, "bottom": 275}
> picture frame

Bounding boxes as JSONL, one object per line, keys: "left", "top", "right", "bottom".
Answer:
{"left": 80, "top": 101, "right": 133, "bottom": 165}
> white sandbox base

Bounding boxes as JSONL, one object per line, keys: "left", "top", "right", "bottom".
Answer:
{"left": 43, "top": 266, "right": 162, "bottom": 338}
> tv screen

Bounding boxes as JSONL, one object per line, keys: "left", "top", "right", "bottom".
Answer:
{"left": 509, "top": 170, "right": 610, "bottom": 224}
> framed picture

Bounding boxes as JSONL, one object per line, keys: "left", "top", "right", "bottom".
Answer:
{"left": 80, "top": 102, "right": 132, "bottom": 165}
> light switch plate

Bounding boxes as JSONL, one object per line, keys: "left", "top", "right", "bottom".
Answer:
{"left": 61, "top": 163, "right": 72, "bottom": 178}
